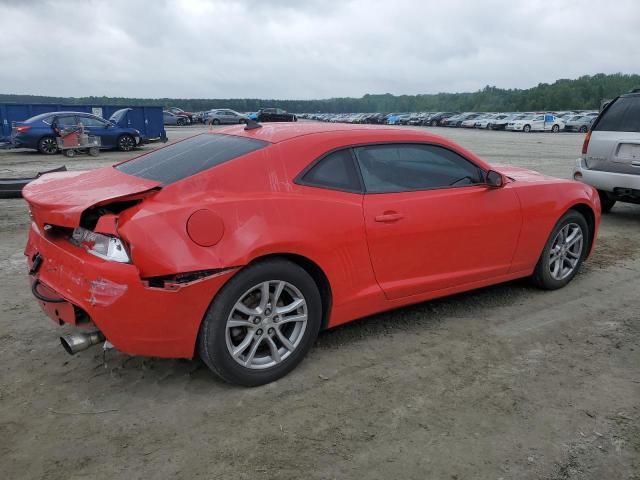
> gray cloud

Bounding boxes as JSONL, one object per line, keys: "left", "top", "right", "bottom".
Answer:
{"left": 0, "top": 0, "right": 638, "bottom": 99}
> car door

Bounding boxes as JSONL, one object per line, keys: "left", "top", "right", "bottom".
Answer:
{"left": 531, "top": 115, "right": 545, "bottom": 131}
{"left": 356, "top": 143, "right": 522, "bottom": 300}
{"left": 77, "top": 115, "right": 112, "bottom": 147}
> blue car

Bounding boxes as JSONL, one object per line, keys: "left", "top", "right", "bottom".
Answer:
{"left": 12, "top": 109, "right": 143, "bottom": 154}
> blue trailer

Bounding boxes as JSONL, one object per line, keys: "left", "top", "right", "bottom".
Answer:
{"left": 0, "top": 103, "right": 166, "bottom": 144}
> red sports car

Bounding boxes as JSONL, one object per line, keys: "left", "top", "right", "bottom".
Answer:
{"left": 23, "top": 123, "right": 601, "bottom": 386}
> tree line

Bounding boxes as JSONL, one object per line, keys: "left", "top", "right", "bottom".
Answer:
{"left": 1, "top": 73, "right": 638, "bottom": 113}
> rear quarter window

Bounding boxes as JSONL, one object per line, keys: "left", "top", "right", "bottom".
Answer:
{"left": 116, "top": 133, "right": 268, "bottom": 184}
{"left": 594, "top": 96, "right": 640, "bottom": 133}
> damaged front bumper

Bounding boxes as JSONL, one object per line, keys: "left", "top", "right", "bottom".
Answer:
{"left": 25, "top": 222, "right": 236, "bottom": 358}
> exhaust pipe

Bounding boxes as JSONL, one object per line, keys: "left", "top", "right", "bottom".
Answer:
{"left": 60, "top": 331, "right": 105, "bottom": 355}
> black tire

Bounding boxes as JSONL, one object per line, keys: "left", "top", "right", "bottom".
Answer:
{"left": 531, "top": 210, "right": 589, "bottom": 290}
{"left": 63, "top": 149, "right": 75, "bottom": 158}
{"left": 117, "top": 134, "right": 136, "bottom": 152}
{"left": 579, "top": 125, "right": 588, "bottom": 133}
{"left": 598, "top": 190, "right": 616, "bottom": 213}
{"left": 552, "top": 124, "right": 560, "bottom": 133}
{"left": 38, "top": 136, "right": 58, "bottom": 155}
{"left": 177, "top": 118, "right": 186, "bottom": 126}
{"left": 431, "top": 120, "right": 438, "bottom": 126}
{"left": 198, "top": 259, "right": 322, "bottom": 386}
{"left": 523, "top": 124, "right": 531, "bottom": 133}
{"left": 211, "top": 119, "right": 220, "bottom": 125}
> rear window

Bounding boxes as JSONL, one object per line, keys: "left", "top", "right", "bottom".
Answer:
{"left": 594, "top": 95, "right": 640, "bottom": 133}
{"left": 116, "top": 133, "right": 268, "bottom": 184}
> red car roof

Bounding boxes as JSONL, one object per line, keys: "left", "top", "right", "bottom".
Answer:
{"left": 216, "top": 122, "right": 445, "bottom": 144}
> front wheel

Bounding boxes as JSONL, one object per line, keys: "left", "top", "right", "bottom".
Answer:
{"left": 523, "top": 124, "right": 531, "bottom": 133}
{"left": 117, "top": 134, "right": 136, "bottom": 151}
{"left": 198, "top": 259, "right": 322, "bottom": 386}
{"left": 177, "top": 118, "right": 186, "bottom": 126}
{"left": 579, "top": 125, "right": 588, "bottom": 133}
{"left": 211, "top": 119, "right": 220, "bottom": 125}
{"left": 531, "top": 211, "right": 589, "bottom": 290}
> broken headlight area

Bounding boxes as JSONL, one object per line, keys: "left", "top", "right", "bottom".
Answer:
{"left": 69, "top": 227, "right": 130, "bottom": 263}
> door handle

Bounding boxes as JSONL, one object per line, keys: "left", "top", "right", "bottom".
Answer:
{"left": 375, "top": 212, "right": 404, "bottom": 222}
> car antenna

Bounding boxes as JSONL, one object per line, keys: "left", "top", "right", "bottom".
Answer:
{"left": 244, "top": 118, "right": 262, "bottom": 130}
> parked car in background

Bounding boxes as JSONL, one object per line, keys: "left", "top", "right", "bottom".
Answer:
{"left": 462, "top": 114, "right": 494, "bottom": 128}
{"left": 491, "top": 113, "right": 525, "bottom": 130}
{"left": 574, "top": 89, "right": 640, "bottom": 212}
{"left": 12, "top": 111, "right": 143, "bottom": 154}
{"left": 166, "top": 107, "right": 193, "bottom": 123}
{"left": 257, "top": 108, "right": 297, "bottom": 122}
{"left": 564, "top": 115, "right": 595, "bottom": 133}
{"left": 425, "top": 112, "right": 458, "bottom": 126}
{"left": 163, "top": 111, "right": 188, "bottom": 126}
{"left": 478, "top": 114, "right": 509, "bottom": 129}
{"left": 507, "top": 114, "right": 565, "bottom": 132}
{"left": 443, "top": 113, "right": 481, "bottom": 127}
{"left": 23, "top": 122, "right": 600, "bottom": 386}
{"left": 207, "top": 109, "right": 248, "bottom": 125}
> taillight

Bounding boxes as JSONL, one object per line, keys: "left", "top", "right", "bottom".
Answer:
{"left": 581, "top": 130, "right": 591, "bottom": 155}
{"left": 70, "top": 227, "right": 130, "bottom": 263}
{"left": 15, "top": 126, "right": 31, "bottom": 133}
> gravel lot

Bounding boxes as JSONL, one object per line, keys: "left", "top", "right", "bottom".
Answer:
{"left": 1, "top": 125, "right": 638, "bottom": 480}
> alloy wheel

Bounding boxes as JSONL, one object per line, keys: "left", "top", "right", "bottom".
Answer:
{"left": 548, "top": 223, "right": 583, "bottom": 280}
{"left": 39, "top": 137, "right": 58, "bottom": 154}
{"left": 225, "top": 280, "right": 308, "bottom": 369}
{"left": 119, "top": 135, "right": 135, "bottom": 151}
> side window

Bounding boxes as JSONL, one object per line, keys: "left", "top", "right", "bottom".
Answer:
{"left": 595, "top": 96, "right": 640, "bottom": 133}
{"left": 54, "top": 116, "right": 77, "bottom": 129}
{"left": 300, "top": 149, "right": 362, "bottom": 193}
{"left": 78, "top": 116, "right": 107, "bottom": 127}
{"left": 354, "top": 144, "right": 483, "bottom": 193}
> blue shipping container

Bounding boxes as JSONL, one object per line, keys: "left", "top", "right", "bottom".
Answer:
{"left": 0, "top": 103, "right": 166, "bottom": 143}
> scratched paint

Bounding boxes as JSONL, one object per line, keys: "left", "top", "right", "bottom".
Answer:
{"left": 87, "top": 278, "right": 127, "bottom": 307}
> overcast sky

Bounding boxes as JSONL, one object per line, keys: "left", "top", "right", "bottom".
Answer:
{"left": 1, "top": 0, "right": 638, "bottom": 99}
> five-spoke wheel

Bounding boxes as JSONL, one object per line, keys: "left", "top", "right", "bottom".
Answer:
{"left": 198, "top": 259, "right": 321, "bottom": 386}
{"left": 532, "top": 210, "right": 589, "bottom": 289}
{"left": 226, "top": 280, "right": 308, "bottom": 369}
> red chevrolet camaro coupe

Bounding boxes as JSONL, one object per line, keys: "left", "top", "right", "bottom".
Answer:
{"left": 23, "top": 122, "right": 601, "bottom": 386}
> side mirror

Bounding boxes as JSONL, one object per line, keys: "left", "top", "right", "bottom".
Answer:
{"left": 486, "top": 170, "right": 504, "bottom": 188}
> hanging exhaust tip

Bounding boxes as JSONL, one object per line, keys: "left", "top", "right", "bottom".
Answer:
{"left": 60, "top": 331, "right": 105, "bottom": 355}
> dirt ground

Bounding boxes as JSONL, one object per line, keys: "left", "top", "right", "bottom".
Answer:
{"left": 1, "top": 125, "right": 638, "bottom": 480}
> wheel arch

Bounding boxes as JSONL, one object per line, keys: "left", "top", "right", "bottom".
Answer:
{"left": 568, "top": 203, "right": 596, "bottom": 256}
{"left": 244, "top": 253, "right": 333, "bottom": 331}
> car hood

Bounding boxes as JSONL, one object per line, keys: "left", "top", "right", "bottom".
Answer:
{"left": 494, "top": 165, "right": 562, "bottom": 184}
{"left": 23, "top": 167, "right": 160, "bottom": 228}
{"left": 109, "top": 108, "right": 131, "bottom": 127}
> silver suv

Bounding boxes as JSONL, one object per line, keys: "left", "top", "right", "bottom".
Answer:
{"left": 574, "top": 90, "right": 640, "bottom": 212}
{"left": 207, "top": 109, "right": 248, "bottom": 125}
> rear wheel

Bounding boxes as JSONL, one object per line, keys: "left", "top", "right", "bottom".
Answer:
{"left": 523, "top": 124, "right": 531, "bottom": 133}
{"left": 63, "top": 149, "right": 75, "bottom": 158}
{"left": 531, "top": 211, "right": 589, "bottom": 289}
{"left": 38, "top": 136, "right": 58, "bottom": 155}
{"left": 198, "top": 259, "right": 322, "bottom": 386}
{"left": 551, "top": 124, "right": 560, "bottom": 133}
{"left": 117, "top": 134, "right": 136, "bottom": 152}
{"left": 579, "top": 125, "right": 588, "bottom": 133}
{"left": 598, "top": 190, "right": 616, "bottom": 213}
